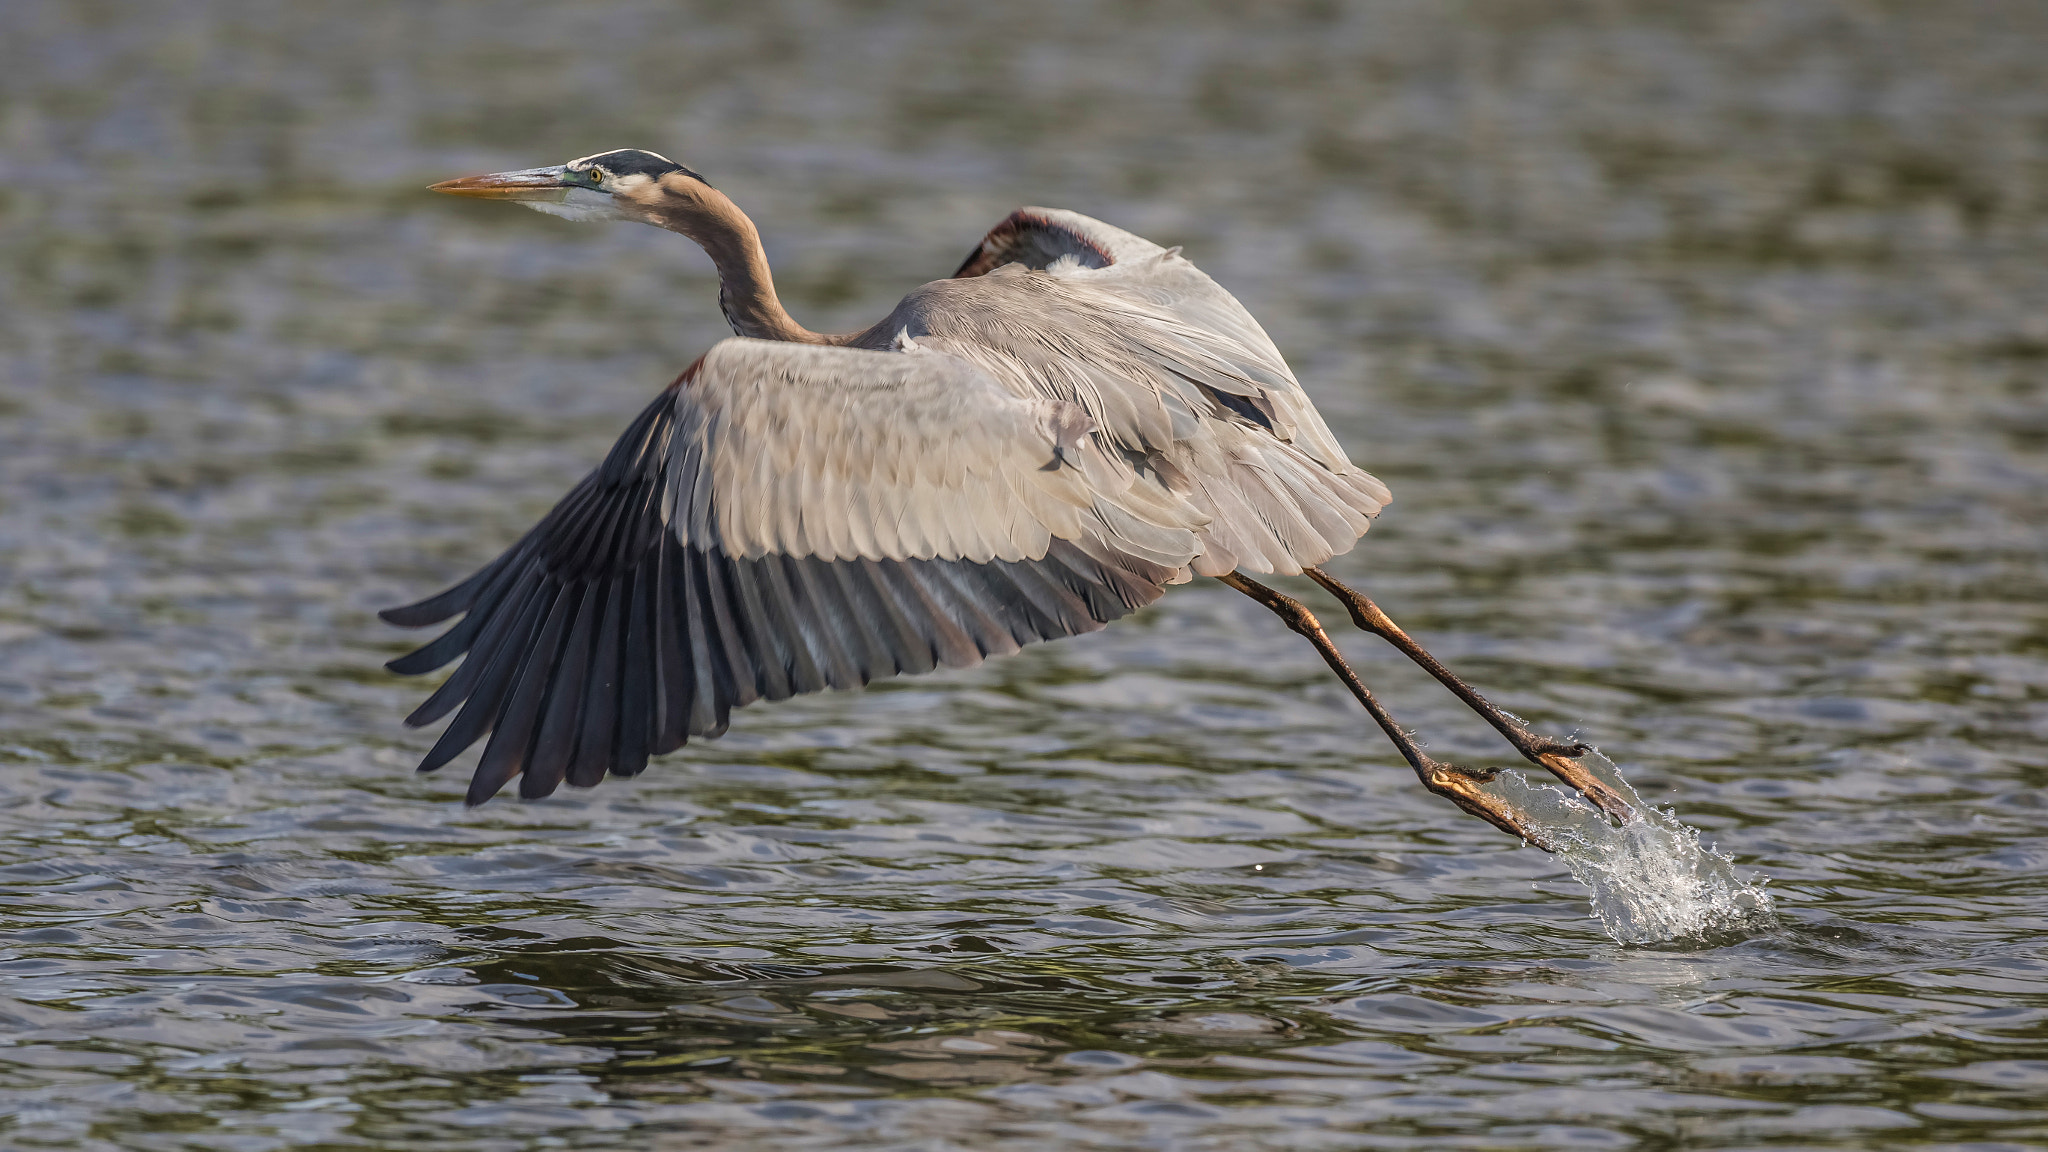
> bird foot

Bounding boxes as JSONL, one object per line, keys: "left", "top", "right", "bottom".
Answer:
{"left": 1508, "top": 736, "right": 1635, "bottom": 824}
{"left": 1529, "top": 747, "right": 1636, "bottom": 825}
{"left": 1419, "top": 761, "right": 1559, "bottom": 852}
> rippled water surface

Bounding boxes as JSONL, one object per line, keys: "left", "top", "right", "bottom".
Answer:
{"left": 3, "top": 2, "right": 2046, "bottom": 1148}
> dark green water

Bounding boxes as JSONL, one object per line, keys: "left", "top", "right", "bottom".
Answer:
{"left": 2, "top": 2, "right": 2045, "bottom": 1148}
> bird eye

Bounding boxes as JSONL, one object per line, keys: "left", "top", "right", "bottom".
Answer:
{"left": 586, "top": 168, "right": 607, "bottom": 185}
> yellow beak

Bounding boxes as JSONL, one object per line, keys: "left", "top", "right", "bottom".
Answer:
{"left": 427, "top": 166, "right": 571, "bottom": 203}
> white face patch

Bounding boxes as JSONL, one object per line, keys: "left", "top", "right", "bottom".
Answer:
{"left": 519, "top": 187, "right": 627, "bottom": 223}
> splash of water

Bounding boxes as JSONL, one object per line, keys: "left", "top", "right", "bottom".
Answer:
{"left": 1482, "top": 751, "right": 1777, "bottom": 945}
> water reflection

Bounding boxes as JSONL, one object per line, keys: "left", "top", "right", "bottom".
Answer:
{"left": 2, "top": 0, "right": 2046, "bottom": 1148}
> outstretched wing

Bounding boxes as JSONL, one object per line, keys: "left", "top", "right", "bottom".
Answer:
{"left": 934, "top": 207, "right": 1392, "bottom": 577}
{"left": 382, "top": 339, "right": 1203, "bottom": 805}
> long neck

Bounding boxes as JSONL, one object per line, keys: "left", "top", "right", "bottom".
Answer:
{"left": 631, "top": 178, "right": 836, "bottom": 345}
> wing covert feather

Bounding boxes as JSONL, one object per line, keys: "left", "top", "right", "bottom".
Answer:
{"left": 670, "top": 339, "right": 1202, "bottom": 568}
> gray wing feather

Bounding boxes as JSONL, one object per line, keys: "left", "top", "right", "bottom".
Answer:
{"left": 382, "top": 344, "right": 1189, "bottom": 804}
{"left": 888, "top": 212, "right": 1391, "bottom": 576}
{"left": 672, "top": 339, "right": 1204, "bottom": 568}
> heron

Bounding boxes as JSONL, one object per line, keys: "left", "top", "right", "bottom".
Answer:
{"left": 385, "top": 147, "right": 1628, "bottom": 846}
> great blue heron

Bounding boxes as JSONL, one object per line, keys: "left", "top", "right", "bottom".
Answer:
{"left": 387, "top": 148, "right": 1627, "bottom": 846}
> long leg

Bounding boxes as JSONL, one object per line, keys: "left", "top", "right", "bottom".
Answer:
{"left": 1301, "top": 566, "right": 1633, "bottom": 823}
{"left": 1218, "top": 573, "right": 1558, "bottom": 850}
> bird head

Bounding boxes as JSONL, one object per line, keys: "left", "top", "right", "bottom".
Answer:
{"left": 428, "top": 148, "right": 709, "bottom": 223}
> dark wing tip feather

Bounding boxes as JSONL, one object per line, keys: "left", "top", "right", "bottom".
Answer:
{"left": 380, "top": 584, "right": 474, "bottom": 629}
{"left": 385, "top": 542, "right": 1171, "bottom": 805}
{"left": 383, "top": 390, "right": 683, "bottom": 804}
{"left": 385, "top": 645, "right": 453, "bottom": 677}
